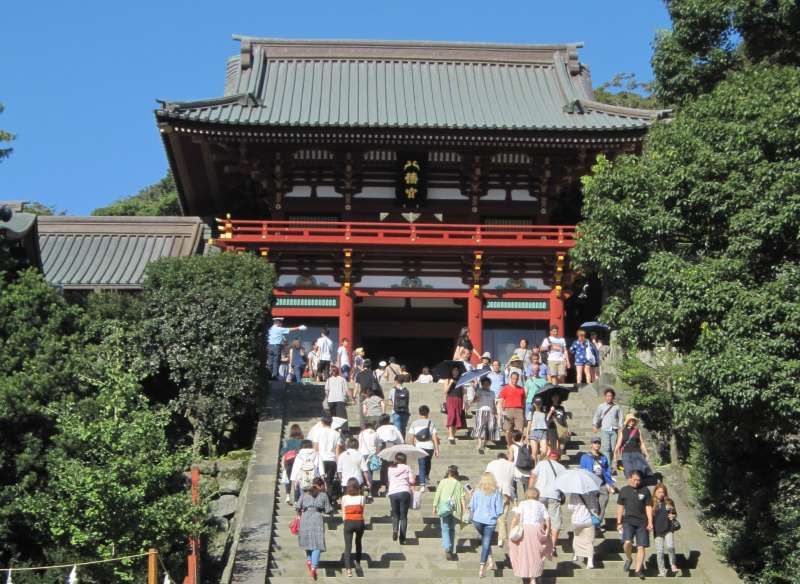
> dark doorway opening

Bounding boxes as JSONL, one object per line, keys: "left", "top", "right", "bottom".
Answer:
{"left": 361, "top": 336, "right": 452, "bottom": 379}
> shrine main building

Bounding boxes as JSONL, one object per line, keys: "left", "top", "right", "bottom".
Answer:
{"left": 154, "top": 37, "right": 664, "bottom": 369}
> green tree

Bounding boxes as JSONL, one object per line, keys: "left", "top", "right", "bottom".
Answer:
{"left": 573, "top": 64, "right": 800, "bottom": 582}
{"left": 140, "top": 252, "right": 275, "bottom": 454}
{"left": 22, "top": 324, "right": 195, "bottom": 582}
{"left": 593, "top": 73, "right": 661, "bottom": 109}
{"left": 653, "top": 0, "right": 800, "bottom": 105}
{"left": 0, "top": 269, "right": 83, "bottom": 564}
{"left": 0, "top": 103, "right": 13, "bottom": 162}
{"left": 92, "top": 172, "right": 181, "bottom": 216}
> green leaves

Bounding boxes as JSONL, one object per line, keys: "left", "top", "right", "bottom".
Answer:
{"left": 652, "top": 0, "right": 800, "bottom": 105}
{"left": 92, "top": 172, "right": 181, "bottom": 216}
{"left": 574, "top": 64, "right": 800, "bottom": 582}
{"left": 140, "top": 252, "right": 276, "bottom": 454}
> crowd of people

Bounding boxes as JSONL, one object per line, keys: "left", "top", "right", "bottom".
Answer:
{"left": 279, "top": 336, "right": 674, "bottom": 582}
{"left": 267, "top": 318, "right": 608, "bottom": 390}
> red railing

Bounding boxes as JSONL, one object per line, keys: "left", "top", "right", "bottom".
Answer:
{"left": 215, "top": 219, "right": 576, "bottom": 249}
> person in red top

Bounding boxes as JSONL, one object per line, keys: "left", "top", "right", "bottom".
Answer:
{"left": 498, "top": 372, "right": 526, "bottom": 446}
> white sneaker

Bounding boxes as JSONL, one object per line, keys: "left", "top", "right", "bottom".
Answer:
{"left": 572, "top": 554, "right": 578, "bottom": 562}
{"left": 587, "top": 559, "right": 594, "bottom": 569}
{"left": 284, "top": 495, "right": 291, "bottom": 504}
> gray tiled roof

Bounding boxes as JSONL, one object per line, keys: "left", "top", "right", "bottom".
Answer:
{"left": 157, "top": 38, "right": 667, "bottom": 132}
{"left": 37, "top": 216, "right": 204, "bottom": 289}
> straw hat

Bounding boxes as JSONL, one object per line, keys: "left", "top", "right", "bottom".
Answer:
{"left": 355, "top": 347, "right": 365, "bottom": 355}
{"left": 624, "top": 413, "right": 639, "bottom": 426}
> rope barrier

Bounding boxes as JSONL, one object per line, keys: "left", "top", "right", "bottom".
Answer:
{"left": 157, "top": 554, "right": 176, "bottom": 584}
{"left": 0, "top": 552, "right": 149, "bottom": 572}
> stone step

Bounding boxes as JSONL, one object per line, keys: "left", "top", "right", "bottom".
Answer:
{"left": 268, "top": 575, "right": 705, "bottom": 584}
{"left": 264, "top": 381, "right": 717, "bottom": 584}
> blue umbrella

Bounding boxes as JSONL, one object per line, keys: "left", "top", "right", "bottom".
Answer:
{"left": 580, "top": 321, "right": 611, "bottom": 334}
{"left": 455, "top": 367, "right": 491, "bottom": 388}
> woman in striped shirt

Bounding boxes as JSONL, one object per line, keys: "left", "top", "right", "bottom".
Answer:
{"left": 341, "top": 478, "right": 367, "bottom": 577}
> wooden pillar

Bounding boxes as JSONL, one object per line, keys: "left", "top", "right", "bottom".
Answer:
{"left": 468, "top": 287, "right": 483, "bottom": 365}
{"left": 148, "top": 549, "right": 158, "bottom": 584}
{"left": 184, "top": 467, "right": 200, "bottom": 584}
{"left": 548, "top": 287, "right": 565, "bottom": 336}
{"left": 338, "top": 287, "right": 354, "bottom": 352}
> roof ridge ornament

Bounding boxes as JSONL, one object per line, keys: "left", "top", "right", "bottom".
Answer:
{"left": 563, "top": 99, "right": 585, "bottom": 114}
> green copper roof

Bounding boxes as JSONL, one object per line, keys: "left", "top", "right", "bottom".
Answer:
{"left": 37, "top": 217, "right": 204, "bottom": 289}
{"left": 157, "top": 38, "right": 667, "bottom": 132}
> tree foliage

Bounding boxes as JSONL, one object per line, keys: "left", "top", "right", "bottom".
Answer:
{"left": 573, "top": 64, "right": 800, "bottom": 582}
{"left": 22, "top": 324, "right": 194, "bottom": 582}
{"left": 0, "top": 269, "right": 83, "bottom": 563}
{"left": 653, "top": 0, "right": 800, "bottom": 105}
{"left": 92, "top": 172, "right": 181, "bottom": 216}
{"left": 0, "top": 103, "right": 13, "bottom": 162}
{"left": 593, "top": 73, "right": 661, "bottom": 109}
{"left": 140, "top": 252, "right": 275, "bottom": 454}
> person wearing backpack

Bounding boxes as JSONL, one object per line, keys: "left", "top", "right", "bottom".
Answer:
{"left": 281, "top": 424, "right": 305, "bottom": 504}
{"left": 408, "top": 405, "right": 440, "bottom": 488}
{"left": 509, "top": 430, "right": 533, "bottom": 496}
{"left": 432, "top": 465, "right": 467, "bottom": 561}
{"left": 389, "top": 379, "right": 412, "bottom": 437}
{"left": 530, "top": 450, "right": 566, "bottom": 556}
{"left": 290, "top": 439, "right": 323, "bottom": 497}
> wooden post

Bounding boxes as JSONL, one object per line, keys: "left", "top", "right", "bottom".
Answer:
{"left": 548, "top": 287, "right": 565, "bottom": 336}
{"left": 468, "top": 288, "right": 483, "bottom": 364}
{"left": 184, "top": 467, "right": 200, "bottom": 584}
{"left": 148, "top": 548, "right": 158, "bottom": 584}
{"left": 338, "top": 287, "right": 354, "bottom": 353}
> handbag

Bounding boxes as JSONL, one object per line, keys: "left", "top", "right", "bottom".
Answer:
{"left": 440, "top": 402, "right": 448, "bottom": 414}
{"left": 289, "top": 516, "right": 300, "bottom": 535}
{"left": 509, "top": 523, "right": 524, "bottom": 543}
{"left": 412, "top": 488, "right": 423, "bottom": 510}
{"left": 579, "top": 494, "right": 603, "bottom": 527}
{"left": 322, "top": 398, "right": 329, "bottom": 412}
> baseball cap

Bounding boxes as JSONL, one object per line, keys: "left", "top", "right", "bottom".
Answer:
{"left": 590, "top": 437, "right": 601, "bottom": 444}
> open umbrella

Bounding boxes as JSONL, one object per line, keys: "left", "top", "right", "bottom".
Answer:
{"left": 535, "top": 383, "right": 571, "bottom": 404}
{"left": 378, "top": 444, "right": 430, "bottom": 463}
{"left": 455, "top": 367, "right": 491, "bottom": 389}
{"left": 554, "top": 468, "right": 602, "bottom": 494}
{"left": 432, "top": 360, "right": 467, "bottom": 381}
{"left": 580, "top": 321, "right": 611, "bottom": 334}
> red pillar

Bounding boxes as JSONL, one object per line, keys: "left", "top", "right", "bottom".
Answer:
{"left": 468, "top": 290, "right": 483, "bottom": 365}
{"left": 339, "top": 287, "right": 354, "bottom": 353}
{"left": 549, "top": 287, "right": 565, "bottom": 336}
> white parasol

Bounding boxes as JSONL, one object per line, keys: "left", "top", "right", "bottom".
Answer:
{"left": 377, "top": 444, "right": 430, "bottom": 463}
{"left": 553, "top": 468, "right": 602, "bottom": 494}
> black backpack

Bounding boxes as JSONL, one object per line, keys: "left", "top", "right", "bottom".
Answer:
{"left": 415, "top": 420, "right": 432, "bottom": 442}
{"left": 515, "top": 444, "right": 533, "bottom": 471}
{"left": 393, "top": 387, "right": 410, "bottom": 414}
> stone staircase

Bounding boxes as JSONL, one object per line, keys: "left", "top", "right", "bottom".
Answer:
{"left": 230, "top": 380, "right": 740, "bottom": 583}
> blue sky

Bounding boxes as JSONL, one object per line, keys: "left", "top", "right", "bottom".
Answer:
{"left": 0, "top": 1, "right": 670, "bottom": 215}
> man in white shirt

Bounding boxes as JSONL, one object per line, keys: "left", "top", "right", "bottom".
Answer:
{"left": 309, "top": 414, "right": 342, "bottom": 501}
{"left": 485, "top": 453, "right": 516, "bottom": 547}
{"left": 337, "top": 436, "right": 367, "bottom": 489}
{"left": 530, "top": 449, "right": 567, "bottom": 554}
{"left": 541, "top": 325, "right": 570, "bottom": 384}
{"left": 408, "top": 405, "right": 440, "bottom": 487}
{"left": 336, "top": 337, "right": 352, "bottom": 381}
{"left": 316, "top": 328, "right": 334, "bottom": 381}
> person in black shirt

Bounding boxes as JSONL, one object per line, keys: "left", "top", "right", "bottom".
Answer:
{"left": 616, "top": 470, "right": 653, "bottom": 579}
